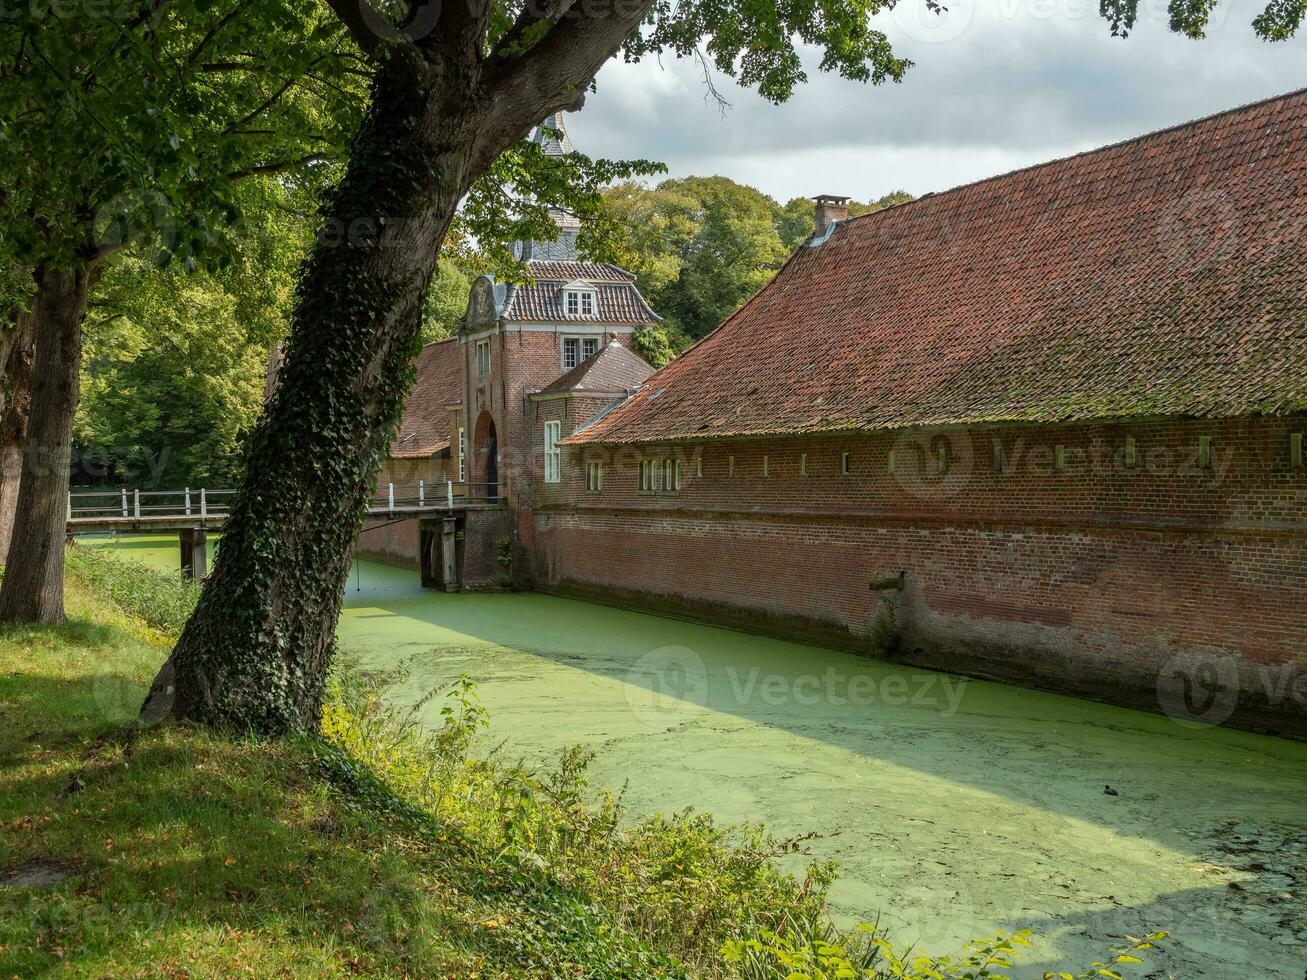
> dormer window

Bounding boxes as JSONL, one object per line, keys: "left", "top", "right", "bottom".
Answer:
{"left": 561, "top": 280, "right": 596, "bottom": 317}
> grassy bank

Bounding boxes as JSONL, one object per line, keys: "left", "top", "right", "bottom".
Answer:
{"left": 0, "top": 550, "right": 1162, "bottom": 978}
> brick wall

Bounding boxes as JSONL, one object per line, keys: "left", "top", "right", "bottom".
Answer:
{"left": 536, "top": 416, "right": 1307, "bottom": 734}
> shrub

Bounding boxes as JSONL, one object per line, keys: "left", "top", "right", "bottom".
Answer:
{"left": 64, "top": 544, "right": 200, "bottom": 635}
{"left": 321, "top": 662, "right": 837, "bottom": 975}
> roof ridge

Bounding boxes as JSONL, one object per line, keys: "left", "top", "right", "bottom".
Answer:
{"left": 839, "top": 85, "right": 1307, "bottom": 233}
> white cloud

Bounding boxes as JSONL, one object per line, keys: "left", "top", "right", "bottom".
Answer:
{"left": 576, "top": 0, "right": 1307, "bottom": 201}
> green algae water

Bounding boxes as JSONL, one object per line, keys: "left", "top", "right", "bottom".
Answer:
{"left": 92, "top": 536, "right": 1307, "bottom": 978}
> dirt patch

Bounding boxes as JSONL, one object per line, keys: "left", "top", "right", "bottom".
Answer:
{"left": 0, "top": 858, "right": 82, "bottom": 889}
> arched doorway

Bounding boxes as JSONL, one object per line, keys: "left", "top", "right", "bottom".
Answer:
{"left": 474, "top": 411, "right": 498, "bottom": 501}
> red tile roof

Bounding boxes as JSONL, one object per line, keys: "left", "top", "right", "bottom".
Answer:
{"left": 537, "top": 339, "right": 654, "bottom": 395}
{"left": 503, "top": 261, "right": 661, "bottom": 324}
{"left": 572, "top": 89, "right": 1307, "bottom": 446}
{"left": 391, "top": 338, "right": 462, "bottom": 458}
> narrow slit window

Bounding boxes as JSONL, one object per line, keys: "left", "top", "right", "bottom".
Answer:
{"left": 1292, "top": 432, "right": 1304, "bottom": 469}
{"left": 937, "top": 445, "right": 948, "bottom": 475}
{"left": 728, "top": 455, "right": 736, "bottom": 477}
{"left": 886, "top": 449, "right": 895, "bottom": 473}
{"left": 1198, "top": 435, "right": 1213, "bottom": 470}
{"left": 696, "top": 456, "right": 703, "bottom": 478}
{"left": 1054, "top": 445, "right": 1066, "bottom": 472}
{"left": 841, "top": 452, "right": 850, "bottom": 476}
{"left": 586, "top": 460, "right": 602, "bottom": 492}
{"left": 800, "top": 453, "right": 808, "bottom": 477}
{"left": 762, "top": 455, "right": 769, "bottom": 477}
{"left": 992, "top": 440, "right": 1004, "bottom": 474}
{"left": 543, "top": 421, "right": 561, "bottom": 483}
{"left": 1124, "top": 435, "right": 1137, "bottom": 469}
{"left": 457, "top": 427, "right": 466, "bottom": 482}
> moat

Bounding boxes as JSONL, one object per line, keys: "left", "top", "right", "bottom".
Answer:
{"left": 99, "top": 537, "right": 1307, "bottom": 978}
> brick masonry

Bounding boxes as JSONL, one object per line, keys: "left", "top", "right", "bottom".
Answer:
{"left": 533, "top": 415, "right": 1307, "bottom": 735}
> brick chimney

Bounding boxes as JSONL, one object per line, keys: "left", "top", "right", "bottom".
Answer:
{"left": 813, "top": 195, "right": 851, "bottom": 237}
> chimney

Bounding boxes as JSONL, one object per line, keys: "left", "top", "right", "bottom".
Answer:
{"left": 813, "top": 194, "right": 850, "bottom": 238}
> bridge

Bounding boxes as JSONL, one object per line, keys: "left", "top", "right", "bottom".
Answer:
{"left": 67, "top": 482, "right": 499, "bottom": 581}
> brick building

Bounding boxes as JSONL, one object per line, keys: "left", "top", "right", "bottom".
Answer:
{"left": 377, "top": 93, "right": 1307, "bottom": 734}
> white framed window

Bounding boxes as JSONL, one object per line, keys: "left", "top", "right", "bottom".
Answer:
{"left": 564, "top": 289, "right": 595, "bottom": 316}
{"left": 458, "top": 427, "right": 465, "bottom": 482}
{"left": 639, "top": 459, "right": 655, "bottom": 491}
{"left": 586, "top": 460, "right": 602, "bottom": 492}
{"left": 561, "top": 335, "right": 599, "bottom": 370}
{"left": 543, "top": 421, "right": 561, "bottom": 483}
{"left": 663, "top": 458, "right": 681, "bottom": 492}
{"left": 476, "top": 340, "right": 491, "bottom": 378}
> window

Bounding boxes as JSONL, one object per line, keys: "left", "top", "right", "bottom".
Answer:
{"left": 992, "top": 441, "right": 1004, "bottom": 474}
{"left": 762, "top": 455, "right": 770, "bottom": 477}
{"left": 886, "top": 449, "right": 895, "bottom": 473}
{"left": 1124, "top": 435, "right": 1137, "bottom": 470}
{"left": 564, "top": 290, "right": 595, "bottom": 316}
{"left": 841, "top": 452, "right": 850, "bottom": 476}
{"left": 639, "top": 459, "right": 655, "bottom": 491}
{"left": 476, "top": 340, "right": 491, "bottom": 379}
{"left": 1055, "top": 445, "right": 1066, "bottom": 472}
{"left": 561, "top": 335, "right": 600, "bottom": 370}
{"left": 1292, "top": 432, "right": 1304, "bottom": 469}
{"left": 799, "top": 453, "right": 808, "bottom": 477}
{"left": 458, "top": 427, "right": 466, "bottom": 482}
{"left": 663, "top": 458, "right": 681, "bottom": 492}
{"left": 937, "top": 445, "right": 948, "bottom": 475}
{"left": 696, "top": 456, "right": 703, "bottom": 478}
{"left": 1198, "top": 435, "right": 1213, "bottom": 470}
{"left": 586, "top": 460, "right": 603, "bottom": 492}
{"left": 543, "top": 421, "right": 561, "bottom": 483}
{"left": 728, "top": 455, "right": 736, "bottom": 476}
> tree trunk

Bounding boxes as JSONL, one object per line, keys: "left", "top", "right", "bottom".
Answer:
{"left": 0, "top": 264, "right": 94, "bottom": 623}
{"left": 143, "top": 4, "right": 651, "bottom": 734}
{"left": 143, "top": 53, "right": 501, "bottom": 732}
{"left": 0, "top": 304, "right": 34, "bottom": 561}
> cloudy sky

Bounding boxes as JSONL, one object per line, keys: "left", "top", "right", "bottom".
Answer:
{"left": 571, "top": 0, "right": 1306, "bottom": 204}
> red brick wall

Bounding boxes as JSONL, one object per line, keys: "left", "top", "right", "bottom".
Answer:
{"left": 535, "top": 416, "right": 1307, "bottom": 734}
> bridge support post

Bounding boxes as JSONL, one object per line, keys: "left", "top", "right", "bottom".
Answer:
{"left": 180, "top": 528, "right": 208, "bottom": 581}
{"left": 418, "top": 517, "right": 460, "bottom": 591}
{"left": 440, "top": 518, "right": 457, "bottom": 593}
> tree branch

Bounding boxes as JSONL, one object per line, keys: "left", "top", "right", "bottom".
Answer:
{"left": 226, "top": 153, "right": 334, "bottom": 181}
{"left": 324, "top": 0, "right": 387, "bottom": 56}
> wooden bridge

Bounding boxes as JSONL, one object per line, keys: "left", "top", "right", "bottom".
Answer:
{"left": 67, "top": 482, "right": 499, "bottom": 580}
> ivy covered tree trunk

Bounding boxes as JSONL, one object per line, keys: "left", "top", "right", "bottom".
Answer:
{"left": 141, "top": 2, "right": 653, "bottom": 734}
{"left": 0, "top": 305, "right": 34, "bottom": 561}
{"left": 142, "top": 50, "right": 504, "bottom": 731}
{"left": 0, "top": 264, "right": 95, "bottom": 623}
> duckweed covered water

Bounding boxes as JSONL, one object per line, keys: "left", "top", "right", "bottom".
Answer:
{"left": 95, "top": 537, "right": 1307, "bottom": 978}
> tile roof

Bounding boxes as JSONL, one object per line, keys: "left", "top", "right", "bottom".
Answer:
{"left": 391, "top": 338, "right": 463, "bottom": 458}
{"left": 538, "top": 339, "right": 655, "bottom": 395}
{"left": 572, "top": 88, "right": 1307, "bottom": 446}
{"left": 502, "top": 260, "right": 660, "bottom": 324}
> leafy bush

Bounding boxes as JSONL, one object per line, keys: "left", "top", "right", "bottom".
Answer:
{"left": 724, "top": 924, "right": 1167, "bottom": 979}
{"left": 64, "top": 544, "right": 200, "bottom": 634}
{"left": 321, "top": 662, "right": 837, "bottom": 975}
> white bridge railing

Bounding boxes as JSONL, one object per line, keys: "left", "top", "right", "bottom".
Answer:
{"left": 68, "top": 481, "right": 499, "bottom": 522}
